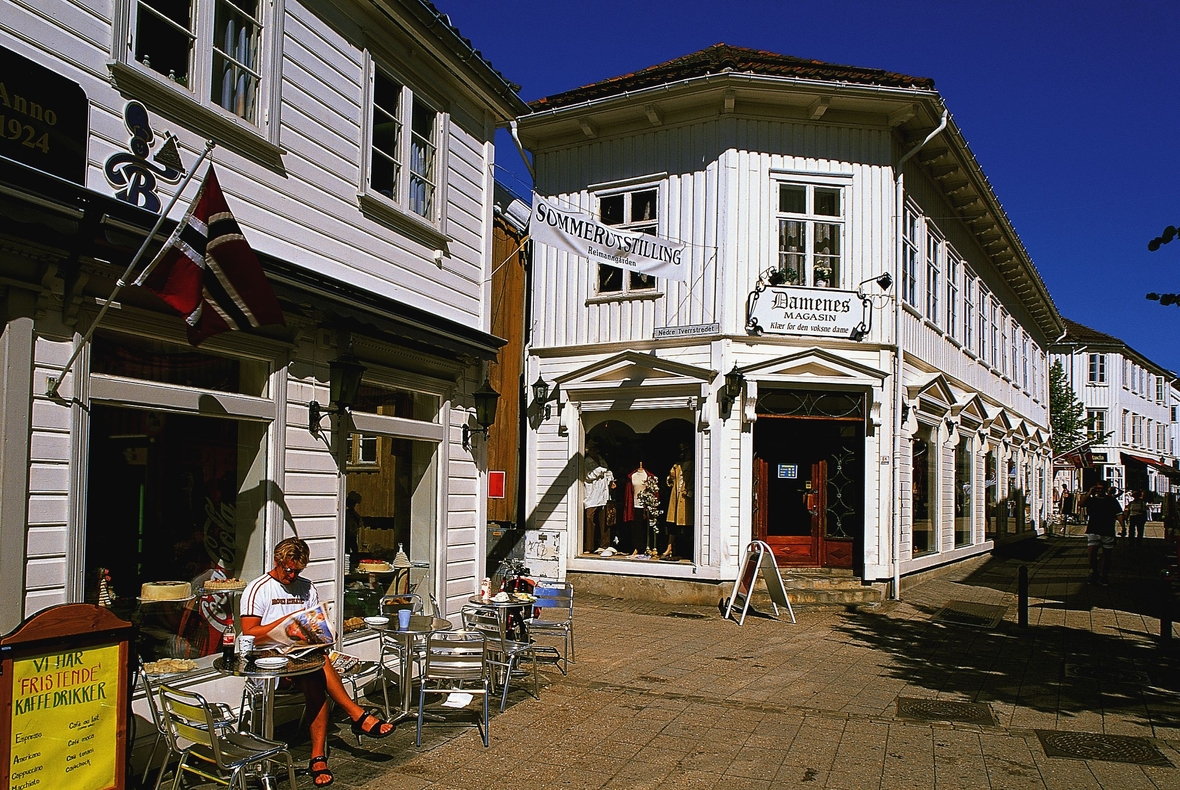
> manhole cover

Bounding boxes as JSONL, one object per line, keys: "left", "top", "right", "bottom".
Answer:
{"left": 1036, "top": 730, "right": 1172, "bottom": 767}
{"left": 897, "top": 697, "right": 996, "bottom": 726}
{"left": 1064, "top": 664, "right": 1151, "bottom": 684}
{"left": 666, "top": 611, "right": 709, "bottom": 619}
{"left": 932, "top": 600, "right": 1007, "bottom": 628}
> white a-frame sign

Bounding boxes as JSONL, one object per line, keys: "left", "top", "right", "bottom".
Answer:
{"left": 724, "top": 540, "right": 796, "bottom": 625}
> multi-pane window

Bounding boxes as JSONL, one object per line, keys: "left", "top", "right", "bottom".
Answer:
{"left": 990, "top": 299, "right": 1000, "bottom": 369}
{"left": 999, "top": 310, "right": 1008, "bottom": 375}
{"left": 1133, "top": 415, "right": 1144, "bottom": 446}
{"left": 946, "top": 253, "right": 959, "bottom": 339}
{"left": 1010, "top": 320, "right": 1019, "bottom": 381}
{"left": 775, "top": 184, "right": 843, "bottom": 288}
{"left": 1021, "top": 332, "right": 1029, "bottom": 390}
{"left": 979, "top": 285, "right": 990, "bottom": 362}
{"left": 366, "top": 67, "right": 442, "bottom": 223}
{"left": 1157, "top": 376, "right": 1165, "bottom": 402}
{"left": 925, "top": 229, "right": 941, "bottom": 322}
{"left": 128, "top": 0, "right": 264, "bottom": 123}
{"left": 903, "top": 206, "right": 920, "bottom": 305}
{"left": 1087, "top": 410, "right": 1106, "bottom": 442}
{"left": 408, "top": 102, "right": 437, "bottom": 218}
{"left": 963, "top": 271, "right": 975, "bottom": 351}
{"left": 1088, "top": 353, "right": 1105, "bottom": 383}
{"left": 598, "top": 189, "right": 659, "bottom": 294}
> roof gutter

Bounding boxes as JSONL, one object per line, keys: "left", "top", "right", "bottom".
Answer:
{"left": 891, "top": 109, "right": 949, "bottom": 601}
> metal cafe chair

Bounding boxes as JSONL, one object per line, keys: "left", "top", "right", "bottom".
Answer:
{"left": 137, "top": 663, "right": 237, "bottom": 790}
{"left": 461, "top": 604, "right": 539, "bottom": 712}
{"left": 377, "top": 593, "right": 425, "bottom": 717}
{"left": 158, "top": 683, "right": 297, "bottom": 790}
{"left": 415, "top": 630, "right": 491, "bottom": 747}
{"left": 524, "top": 582, "right": 575, "bottom": 674}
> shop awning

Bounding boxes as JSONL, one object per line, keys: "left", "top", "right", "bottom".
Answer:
{"left": 1121, "top": 453, "right": 1180, "bottom": 478}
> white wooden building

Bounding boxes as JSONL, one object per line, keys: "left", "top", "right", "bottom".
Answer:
{"left": 516, "top": 45, "right": 1063, "bottom": 600}
{"left": 0, "top": 0, "right": 524, "bottom": 740}
{"left": 1049, "top": 319, "right": 1180, "bottom": 498}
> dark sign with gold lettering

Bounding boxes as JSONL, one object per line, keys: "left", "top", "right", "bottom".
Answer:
{"left": 0, "top": 45, "right": 88, "bottom": 184}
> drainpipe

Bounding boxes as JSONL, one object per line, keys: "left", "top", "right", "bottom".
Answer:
{"left": 508, "top": 120, "right": 535, "bottom": 181}
{"left": 891, "top": 109, "right": 949, "bottom": 600}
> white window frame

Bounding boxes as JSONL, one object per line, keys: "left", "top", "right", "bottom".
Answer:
{"left": 979, "top": 284, "right": 991, "bottom": 362}
{"left": 903, "top": 204, "right": 921, "bottom": 306}
{"left": 358, "top": 51, "right": 451, "bottom": 249}
{"left": 945, "top": 250, "right": 959, "bottom": 340}
{"left": 772, "top": 178, "right": 848, "bottom": 289}
{"left": 925, "top": 226, "right": 942, "bottom": 323}
{"left": 990, "top": 299, "right": 1000, "bottom": 370}
{"left": 109, "top": 0, "right": 285, "bottom": 165}
{"left": 591, "top": 181, "right": 664, "bottom": 299}
{"left": 1088, "top": 409, "right": 1106, "bottom": 442}
{"left": 962, "top": 269, "right": 975, "bottom": 353}
{"left": 1088, "top": 353, "right": 1105, "bottom": 383}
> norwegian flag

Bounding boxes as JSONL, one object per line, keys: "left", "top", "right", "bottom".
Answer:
{"left": 135, "top": 166, "right": 284, "bottom": 345}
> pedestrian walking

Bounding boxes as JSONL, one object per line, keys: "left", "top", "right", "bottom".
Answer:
{"left": 1078, "top": 480, "right": 1122, "bottom": 586}
{"left": 1124, "top": 489, "right": 1148, "bottom": 544}
{"left": 1061, "top": 487, "right": 1075, "bottom": 525}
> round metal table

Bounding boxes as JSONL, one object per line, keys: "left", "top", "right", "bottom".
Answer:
{"left": 371, "top": 615, "right": 451, "bottom": 723}
{"left": 213, "top": 652, "right": 325, "bottom": 740}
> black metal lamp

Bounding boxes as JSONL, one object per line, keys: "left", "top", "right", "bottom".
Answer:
{"left": 532, "top": 375, "right": 552, "bottom": 421}
{"left": 463, "top": 378, "right": 501, "bottom": 450}
{"left": 308, "top": 351, "right": 367, "bottom": 436}
{"left": 720, "top": 364, "right": 745, "bottom": 413}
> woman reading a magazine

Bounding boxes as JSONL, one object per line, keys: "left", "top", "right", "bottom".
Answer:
{"left": 241, "top": 538, "right": 395, "bottom": 787}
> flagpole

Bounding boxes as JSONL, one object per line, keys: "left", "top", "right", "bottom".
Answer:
{"left": 47, "top": 140, "right": 216, "bottom": 398}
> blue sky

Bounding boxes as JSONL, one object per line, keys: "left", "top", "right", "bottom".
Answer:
{"left": 442, "top": 0, "right": 1180, "bottom": 370}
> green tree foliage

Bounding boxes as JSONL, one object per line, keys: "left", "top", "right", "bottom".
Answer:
{"left": 1049, "top": 360, "right": 1087, "bottom": 455}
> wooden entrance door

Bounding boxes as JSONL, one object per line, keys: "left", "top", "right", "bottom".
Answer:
{"left": 753, "top": 420, "right": 859, "bottom": 569}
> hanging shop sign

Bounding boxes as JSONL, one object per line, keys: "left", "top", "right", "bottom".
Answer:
{"left": 0, "top": 45, "right": 88, "bottom": 184}
{"left": 747, "top": 283, "right": 859, "bottom": 338}
{"left": 1, "top": 604, "right": 134, "bottom": 790}
{"left": 530, "top": 193, "right": 689, "bottom": 282}
{"left": 103, "top": 101, "right": 183, "bottom": 214}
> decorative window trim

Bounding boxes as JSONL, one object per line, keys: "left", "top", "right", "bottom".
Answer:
{"left": 358, "top": 51, "right": 451, "bottom": 247}
{"left": 108, "top": 0, "right": 286, "bottom": 169}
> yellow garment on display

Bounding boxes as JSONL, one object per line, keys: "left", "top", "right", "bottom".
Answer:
{"left": 666, "top": 462, "right": 691, "bottom": 526}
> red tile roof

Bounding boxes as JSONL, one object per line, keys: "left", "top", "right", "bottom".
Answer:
{"left": 528, "top": 43, "right": 935, "bottom": 112}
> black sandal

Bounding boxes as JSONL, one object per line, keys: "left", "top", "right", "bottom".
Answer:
{"left": 308, "top": 756, "right": 333, "bottom": 787}
{"left": 350, "top": 710, "right": 395, "bottom": 738}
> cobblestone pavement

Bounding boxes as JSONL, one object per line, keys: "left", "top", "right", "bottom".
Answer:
{"left": 222, "top": 531, "right": 1180, "bottom": 789}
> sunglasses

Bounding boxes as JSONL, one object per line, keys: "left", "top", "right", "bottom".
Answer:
{"left": 280, "top": 564, "right": 304, "bottom": 575}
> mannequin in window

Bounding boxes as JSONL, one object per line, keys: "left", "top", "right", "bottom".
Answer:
{"left": 582, "top": 441, "right": 616, "bottom": 553}
{"left": 664, "top": 443, "right": 692, "bottom": 558}
{"left": 623, "top": 462, "right": 656, "bottom": 556}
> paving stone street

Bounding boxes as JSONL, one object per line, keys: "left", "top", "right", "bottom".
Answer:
{"left": 256, "top": 529, "right": 1179, "bottom": 790}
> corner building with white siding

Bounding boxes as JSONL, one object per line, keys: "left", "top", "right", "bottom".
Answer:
{"left": 0, "top": 0, "right": 525, "bottom": 739}
{"left": 516, "top": 45, "right": 1062, "bottom": 600}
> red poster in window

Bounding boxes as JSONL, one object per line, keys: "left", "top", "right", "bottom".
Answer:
{"left": 488, "top": 470, "right": 506, "bottom": 499}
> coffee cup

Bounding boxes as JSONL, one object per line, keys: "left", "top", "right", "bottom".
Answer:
{"left": 237, "top": 634, "right": 255, "bottom": 655}
{"left": 397, "top": 609, "right": 412, "bottom": 630}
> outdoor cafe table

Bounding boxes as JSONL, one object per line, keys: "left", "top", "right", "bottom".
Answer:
{"left": 467, "top": 596, "right": 534, "bottom": 642}
{"left": 213, "top": 652, "right": 325, "bottom": 740}
{"left": 370, "top": 615, "right": 451, "bottom": 723}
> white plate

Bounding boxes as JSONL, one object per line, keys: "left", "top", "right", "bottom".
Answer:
{"left": 364, "top": 616, "right": 389, "bottom": 628}
{"left": 254, "top": 656, "right": 289, "bottom": 669}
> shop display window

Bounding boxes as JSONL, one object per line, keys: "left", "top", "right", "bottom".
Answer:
{"left": 911, "top": 426, "right": 936, "bottom": 555}
{"left": 954, "top": 436, "right": 973, "bottom": 547}
{"left": 581, "top": 418, "right": 694, "bottom": 560}
{"left": 86, "top": 405, "right": 269, "bottom": 660}
{"left": 343, "top": 379, "right": 439, "bottom": 617}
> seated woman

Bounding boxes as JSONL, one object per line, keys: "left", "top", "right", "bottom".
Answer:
{"left": 240, "top": 538, "right": 394, "bottom": 787}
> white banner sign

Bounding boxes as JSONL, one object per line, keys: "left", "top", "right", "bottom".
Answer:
{"left": 747, "top": 285, "right": 859, "bottom": 338}
{"left": 530, "top": 193, "right": 688, "bottom": 282}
